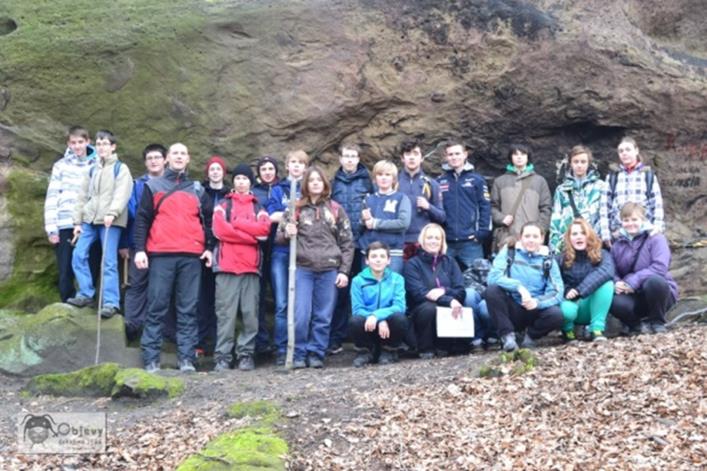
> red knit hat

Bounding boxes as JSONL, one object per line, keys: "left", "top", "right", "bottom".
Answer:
{"left": 205, "top": 155, "right": 228, "bottom": 178}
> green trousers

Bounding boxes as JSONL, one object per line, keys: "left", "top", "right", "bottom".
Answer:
{"left": 560, "top": 281, "right": 614, "bottom": 333}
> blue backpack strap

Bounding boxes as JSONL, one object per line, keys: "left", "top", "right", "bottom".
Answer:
{"left": 505, "top": 247, "right": 515, "bottom": 277}
{"left": 89, "top": 160, "right": 121, "bottom": 179}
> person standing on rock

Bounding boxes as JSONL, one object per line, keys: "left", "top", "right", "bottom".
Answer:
{"left": 133, "top": 142, "right": 213, "bottom": 373}
{"left": 44, "top": 126, "right": 97, "bottom": 302}
{"left": 549, "top": 145, "right": 609, "bottom": 252}
{"left": 67, "top": 130, "right": 133, "bottom": 320}
{"left": 601, "top": 137, "right": 665, "bottom": 247}
{"left": 277, "top": 166, "right": 354, "bottom": 369}
{"left": 399, "top": 139, "right": 446, "bottom": 261}
{"left": 212, "top": 163, "right": 271, "bottom": 372}
{"left": 491, "top": 143, "right": 552, "bottom": 253}
{"left": 437, "top": 140, "right": 490, "bottom": 270}
{"left": 329, "top": 142, "right": 373, "bottom": 355}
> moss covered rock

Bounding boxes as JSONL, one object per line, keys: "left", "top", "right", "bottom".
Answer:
{"left": 0, "top": 303, "right": 142, "bottom": 376}
{"left": 111, "top": 368, "right": 184, "bottom": 399}
{"left": 226, "top": 400, "right": 280, "bottom": 427}
{"left": 479, "top": 348, "right": 538, "bottom": 378}
{"left": 177, "top": 429, "right": 288, "bottom": 471}
{"left": 23, "top": 362, "right": 120, "bottom": 397}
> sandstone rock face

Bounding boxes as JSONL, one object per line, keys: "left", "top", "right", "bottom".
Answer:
{"left": 0, "top": 0, "right": 705, "bottom": 297}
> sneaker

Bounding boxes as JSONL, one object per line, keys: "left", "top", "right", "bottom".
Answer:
{"left": 327, "top": 344, "right": 344, "bottom": 355}
{"left": 307, "top": 354, "right": 324, "bottom": 369}
{"left": 275, "top": 354, "right": 286, "bottom": 367}
{"left": 520, "top": 333, "right": 537, "bottom": 349}
{"left": 238, "top": 356, "right": 255, "bottom": 371}
{"left": 651, "top": 322, "right": 667, "bottom": 334}
{"left": 592, "top": 330, "right": 607, "bottom": 342}
{"left": 470, "top": 338, "right": 484, "bottom": 352}
{"left": 144, "top": 361, "right": 160, "bottom": 374}
{"left": 419, "top": 351, "right": 435, "bottom": 360}
{"left": 255, "top": 344, "right": 275, "bottom": 356}
{"left": 378, "top": 350, "right": 399, "bottom": 365}
{"left": 292, "top": 358, "right": 307, "bottom": 369}
{"left": 502, "top": 333, "right": 518, "bottom": 352}
{"left": 485, "top": 337, "right": 500, "bottom": 350}
{"left": 353, "top": 351, "right": 373, "bottom": 367}
{"left": 435, "top": 349, "right": 449, "bottom": 358}
{"left": 620, "top": 323, "right": 641, "bottom": 337}
{"left": 99, "top": 306, "right": 119, "bottom": 319}
{"left": 562, "top": 330, "right": 577, "bottom": 344}
{"left": 179, "top": 359, "right": 196, "bottom": 373}
{"left": 66, "top": 296, "right": 94, "bottom": 308}
{"left": 639, "top": 322, "right": 653, "bottom": 335}
{"left": 213, "top": 360, "right": 230, "bottom": 372}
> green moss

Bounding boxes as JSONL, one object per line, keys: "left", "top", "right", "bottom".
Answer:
{"left": 23, "top": 362, "right": 120, "bottom": 396}
{"left": 111, "top": 368, "right": 185, "bottom": 399}
{"left": 177, "top": 428, "right": 288, "bottom": 471}
{"left": 0, "top": 169, "right": 58, "bottom": 311}
{"left": 479, "top": 348, "right": 538, "bottom": 378}
{"left": 226, "top": 400, "right": 280, "bottom": 427}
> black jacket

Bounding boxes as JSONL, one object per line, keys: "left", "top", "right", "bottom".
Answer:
{"left": 404, "top": 249, "right": 466, "bottom": 309}
{"left": 557, "top": 249, "right": 615, "bottom": 298}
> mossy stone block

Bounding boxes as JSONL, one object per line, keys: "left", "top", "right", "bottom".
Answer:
{"left": 111, "top": 368, "right": 185, "bottom": 399}
{"left": 23, "top": 362, "right": 120, "bottom": 397}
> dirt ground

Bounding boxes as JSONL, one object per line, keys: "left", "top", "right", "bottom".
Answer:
{"left": 0, "top": 325, "right": 704, "bottom": 470}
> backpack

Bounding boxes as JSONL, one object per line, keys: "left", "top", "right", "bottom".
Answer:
{"left": 293, "top": 200, "right": 341, "bottom": 224}
{"left": 222, "top": 196, "right": 263, "bottom": 222}
{"left": 505, "top": 247, "right": 553, "bottom": 285}
{"left": 608, "top": 167, "right": 654, "bottom": 200}
{"left": 89, "top": 160, "right": 122, "bottom": 179}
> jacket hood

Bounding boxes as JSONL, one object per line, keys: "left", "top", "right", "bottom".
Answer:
{"left": 559, "top": 168, "right": 600, "bottom": 188}
{"left": 618, "top": 220, "right": 654, "bottom": 241}
{"left": 64, "top": 144, "right": 97, "bottom": 162}
{"left": 335, "top": 163, "right": 370, "bottom": 183}
{"left": 441, "top": 161, "right": 475, "bottom": 173}
{"left": 359, "top": 266, "right": 393, "bottom": 282}
{"left": 514, "top": 241, "right": 550, "bottom": 256}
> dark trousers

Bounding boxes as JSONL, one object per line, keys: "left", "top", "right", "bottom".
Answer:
{"left": 330, "top": 250, "right": 363, "bottom": 348}
{"left": 348, "top": 313, "right": 408, "bottom": 354}
{"left": 408, "top": 301, "right": 474, "bottom": 354}
{"left": 485, "top": 284, "right": 563, "bottom": 339}
{"left": 255, "top": 241, "right": 273, "bottom": 350}
{"left": 610, "top": 276, "right": 675, "bottom": 326}
{"left": 123, "top": 248, "right": 177, "bottom": 341}
{"left": 197, "top": 264, "right": 217, "bottom": 351}
{"left": 141, "top": 255, "right": 201, "bottom": 365}
{"left": 54, "top": 228, "right": 101, "bottom": 302}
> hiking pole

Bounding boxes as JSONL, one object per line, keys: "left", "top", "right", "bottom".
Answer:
{"left": 285, "top": 178, "right": 298, "bottom": 370}
{"left": 95, "top": 229, "right": 110, "bottom": 365}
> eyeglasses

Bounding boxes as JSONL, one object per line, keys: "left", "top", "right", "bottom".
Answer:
{"left": 145, "top": 156, "right": 165, "bottom": 161}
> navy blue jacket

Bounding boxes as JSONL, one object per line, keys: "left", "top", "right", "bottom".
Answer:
{"left": 252, "top": 180, "right": 278, "bottom": 208}
{"left": 267, "top": 178, "right": 301, "bottom": 254}
{"left": 557, "top": 249, "right": 615, "bottom": 298}
{"left": 358, "top": 191, "right": 411, "bottom": 252}
{"left": 398, "top": 169, "right": 446, "bottom": 243}
{"left": 437, "top": 163, "right": 491, "bottom": 242}
{"left": 404, "top": 249, "right": 466, "bottom": 309}
{"left": 331, "top": 164, "right": 373, "bottom": 243}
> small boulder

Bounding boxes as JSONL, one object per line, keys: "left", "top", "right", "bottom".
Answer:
{"left": 23, "top": 362, "right": 121, "bottom": 397}
{"left": 111, "top": 368, "right": 184, "bottom": 399}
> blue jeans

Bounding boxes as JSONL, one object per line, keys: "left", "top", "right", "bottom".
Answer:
{"left": 72, "top": 223, "right": 121, "bottom": 308}
{"left": 271, "top": 250, "right": 290, "bottom": 355}
{"left": 464, "top": 288, "right": 491, "bottom": 340}
{"left": 294, "top": 268, "right": 338, "bottom": 361}
{"left": 447, "top": 240, "right": 484, "bottom": 271}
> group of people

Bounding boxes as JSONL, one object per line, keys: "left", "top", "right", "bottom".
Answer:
{"left": 44, "top": 127, "right": 678, "bottom": 372}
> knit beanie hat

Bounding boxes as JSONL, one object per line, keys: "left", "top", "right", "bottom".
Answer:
{"left": 256, "top": 155, "right": 279, "bottom": 179}
{"left": 205, "top": 155, "right": 228, "bottom": 178}
{"left": 231, "top": 163, "right": 255, "bottom": 186}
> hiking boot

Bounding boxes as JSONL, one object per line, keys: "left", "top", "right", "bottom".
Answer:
{"left": 144, "top": 361, "right": 160, "bottom": 374}
{"left": 213, "top": 360, "right": 230, "bottom": 372}
{"left": 327, "top": 344, "right": 344, "bottom": 355}
{"left": 292, "top": 358, "right": 307, "bottom": 369}
{"left": 275, "top": 354, "right": 286, "bottom": 367}
{"left": 562, "top": 330, "right": 577, "bottom": 344}
{"left": 592, "top": 330, "right": 607, "bottom": 342}
{"left": 307, "top": 354, "right": 324, "bottom": 369}
{"left": 485, "top": 337, "right": 500, "bottom": 350}
{"left": 179, "top": 359, "right": 196, "bottom": 373}
{"left": 502, "top": 333, "right": 518, "bottom": 352}
{"left": 238, "top": 356, "right": 255, "bottom": 371}
{"left": 378, "top": 350, "right": 399, "bottom": 365}
{"left": 639, "top": 321, "right": 653, "bottom": 335}
{"left": 419, "top": 351, "right": 435, "bottom": 360}
{"left": 353, "top": 351, "right": 373, "bottom": 368}
{"left": 255, "top": 344, "right": 275, "bottom": 357}
{"left": 66, "top": 296, "right": 94, "bottom": 308}
{"left": 620, "top": 323, "right": 640, "bottom": 337}
{"left": 520, "top": 333, "right": 536, "bottom": 349}
{"left": 99, "top": 306, "right": 119, "bottom": 319}
{"left": 651, "top": 322, "right": 667, "bottom": 334}
{"left": 435, "top": 349, "right": 449, "bottom": 358}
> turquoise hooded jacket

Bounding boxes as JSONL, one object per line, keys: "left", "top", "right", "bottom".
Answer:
{"left": 351, "top": 267, "right": 406, "bottom": 321}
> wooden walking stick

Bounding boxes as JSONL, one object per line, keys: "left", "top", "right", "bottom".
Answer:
{"left": 285, "top": 178, "right": 298, "bottom": 369}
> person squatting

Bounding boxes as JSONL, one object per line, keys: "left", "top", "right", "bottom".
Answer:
{"left": 44, "top": 130, "right": 678, "bottom": 372}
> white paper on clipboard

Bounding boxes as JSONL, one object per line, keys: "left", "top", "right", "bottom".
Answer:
{"left": 436, "top": 306, "right": 474, "bottom": 338}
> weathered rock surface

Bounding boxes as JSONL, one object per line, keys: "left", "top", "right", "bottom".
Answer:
{"left": 0, "top": 0, "right": 705, "bottom": 297}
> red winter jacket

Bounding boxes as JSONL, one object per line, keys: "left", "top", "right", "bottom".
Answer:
{"left": 212, "top": 192, "right": 271, "bottom": 275}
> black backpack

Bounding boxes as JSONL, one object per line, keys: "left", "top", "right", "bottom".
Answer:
{"left": 608, "top": 167, "right": 655, "bottom": 200}
{"left": 505, "top": 247, "right": 553, "bottom": 287}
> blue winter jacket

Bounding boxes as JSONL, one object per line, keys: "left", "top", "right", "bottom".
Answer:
{"left": 123, "top": 173, "right": 150, "bottom": 249}
{"left": 557, "top": 249, "right": 614, "bottom": 298}
{"left": 488, "top": 244, "right": 564, "bottom": 310}
{"left": 404, "top": 249, "right": 466, "bottom": 309}
{"left": 267, "top": 178, "right": 301, "bottom": 254}
{"left": 437, "top": 162, "right": 492, "bottom": 242}
{"left": 331, "top": 164, "right": 373, "bottom": 243}
{"left": 351, "top": 267, "right": 406, "bottom": 321}
{"left": 358, "top": 191, "right": 411, "bottom": 252}
{"left": 398, "top": 169, "right": 446, "bottom": 243}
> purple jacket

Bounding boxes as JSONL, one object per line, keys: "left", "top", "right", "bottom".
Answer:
{"left": 611, "top": 231, "right": 678, "bottom": 300}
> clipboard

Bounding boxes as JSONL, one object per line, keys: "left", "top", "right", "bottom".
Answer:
{"left": 436, "top": 306, "right": 474, "bottom": 338}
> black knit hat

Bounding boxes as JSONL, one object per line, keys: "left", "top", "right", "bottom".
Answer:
{"left": 256, "top": 155, "right": 279, "bottom": 178}
{"left": 231, "top": 163, "right": 255, "bottom": 186}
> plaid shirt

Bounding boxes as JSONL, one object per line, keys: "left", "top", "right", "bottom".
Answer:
{"left": 601, "top": 163, "right": 664, "bottom": 238}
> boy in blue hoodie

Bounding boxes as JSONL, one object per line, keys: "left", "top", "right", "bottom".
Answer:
{"left": 349, "top": 242, "right": 407, "bottom": 367}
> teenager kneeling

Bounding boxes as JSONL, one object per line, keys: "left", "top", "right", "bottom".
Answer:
{"left": 486, "top": 222, "right": 564, "bottom": 352}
